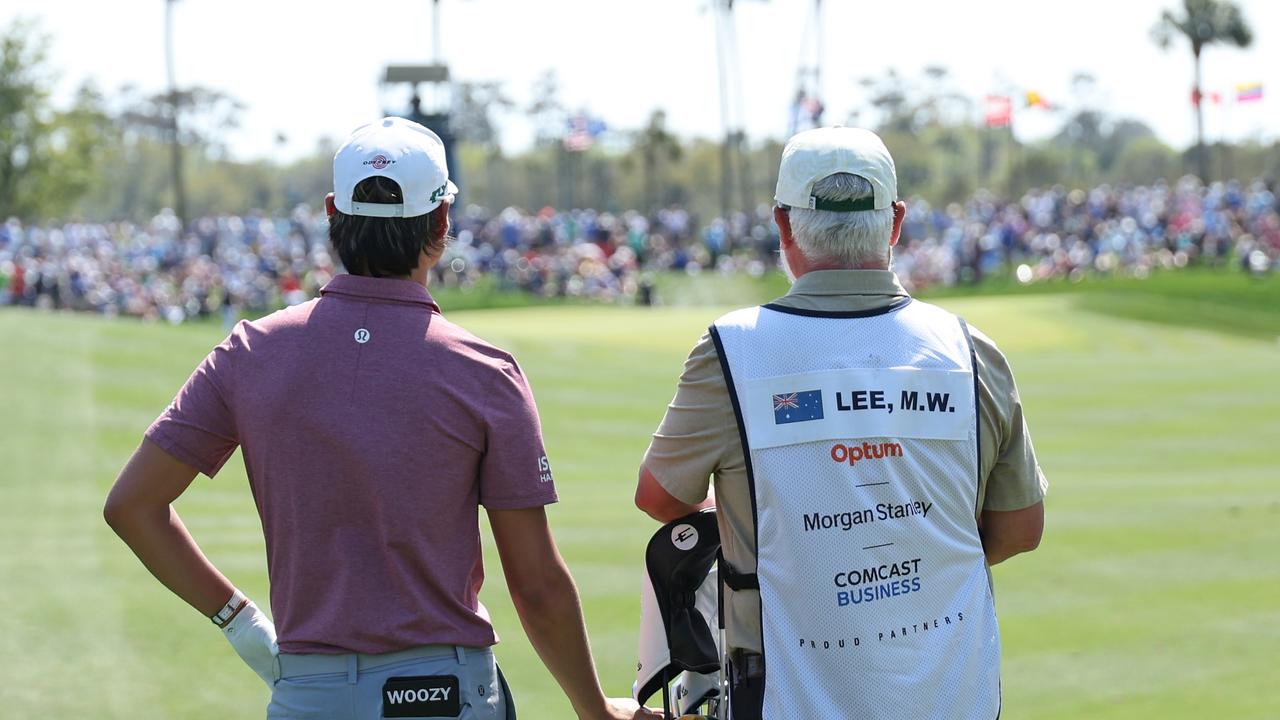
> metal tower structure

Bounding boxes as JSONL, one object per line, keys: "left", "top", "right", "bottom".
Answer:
{"left": 712, "top": 0, "right": 757, "bottom": 219}
{"left": 791, "top": 0, "right": 825, "bottom": 135}
{"left": 381, "top": 0, "right": 459, "bottom": 203}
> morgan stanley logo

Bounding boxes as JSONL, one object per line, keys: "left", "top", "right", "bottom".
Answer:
{"left": 364, "top": 154, "right": 394, "bottom": 170}
{"left": 773, "top": 390, "right": 824, "bottom": 425}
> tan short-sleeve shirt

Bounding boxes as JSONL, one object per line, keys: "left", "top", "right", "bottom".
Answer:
{"left": 641, "top": 269, "right": 1048, "bottom": 654}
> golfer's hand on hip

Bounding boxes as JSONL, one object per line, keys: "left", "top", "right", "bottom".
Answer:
{"left": 221, "top": 600, "right": 278, "bottom": 687}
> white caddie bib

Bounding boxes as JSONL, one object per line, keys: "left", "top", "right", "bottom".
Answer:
{"left": 712, "top": 298, "right": 1000, "bottom": 720}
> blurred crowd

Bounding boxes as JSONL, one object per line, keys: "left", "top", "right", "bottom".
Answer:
{"left": 892, "top": 177, "right": 1280, "bottom": 290}
{"left": 1, "top": 177, "right": 1277, "bottom": 323}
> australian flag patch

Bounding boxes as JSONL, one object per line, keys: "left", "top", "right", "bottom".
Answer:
{"left": 772, "top": 390, "right": 824, "bottom": 424}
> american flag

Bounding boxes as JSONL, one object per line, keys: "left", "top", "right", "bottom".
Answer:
{"left": 563, "top": 113, "right": 607, "bottom": 153}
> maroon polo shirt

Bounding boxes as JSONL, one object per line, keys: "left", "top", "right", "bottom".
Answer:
{"left": 145, "top": 274, "right": 558, "bottom": 654}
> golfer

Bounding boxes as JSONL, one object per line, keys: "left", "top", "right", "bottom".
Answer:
{"left": 635, "top": 127, "right": 1047, "bottom": 719}
{"left": 105, "top": 117, "right": 648, "bottom": 720}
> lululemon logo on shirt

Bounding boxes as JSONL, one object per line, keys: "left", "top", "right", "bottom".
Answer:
{"left": 354, "top": 328, "right": 370, "bottom": 344}
{"left": 671, "top": 523, "right": 698, "bottom": 551}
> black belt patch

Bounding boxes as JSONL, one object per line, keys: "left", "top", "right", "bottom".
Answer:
{"left": 382, "top": 675, "right": 461, "bottom": 718}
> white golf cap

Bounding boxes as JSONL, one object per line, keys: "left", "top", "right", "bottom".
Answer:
{"left": 333, "top": 116, "right": 457, "bottom": 218}
{"left": 774, "top": 126, "right": 897, "bottom": 212}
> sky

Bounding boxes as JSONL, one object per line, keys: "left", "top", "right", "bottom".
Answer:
{"left": 4, "top": 0, "right": 1278, "bottom": 162}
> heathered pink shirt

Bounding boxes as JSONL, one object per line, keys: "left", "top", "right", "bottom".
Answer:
{"left": 145, "top": 274, "right": 558, "bottom": 654}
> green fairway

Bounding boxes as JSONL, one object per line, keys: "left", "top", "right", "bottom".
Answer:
{"left": 1, "top": 284, "right": 1278, "bottom": 718}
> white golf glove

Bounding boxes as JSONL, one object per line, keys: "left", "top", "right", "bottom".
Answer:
{"left": 221, "top": 599, "right": 278, "bottom": 687}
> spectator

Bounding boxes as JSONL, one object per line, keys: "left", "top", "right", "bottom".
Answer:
{"left": 1, "top": 177, "right": 1275, "bottom": 322}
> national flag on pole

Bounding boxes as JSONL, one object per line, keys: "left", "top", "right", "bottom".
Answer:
{"left": 1236, "top": 83, "right": 1263, "bottom": 103}
{"left": 1024, "top": 90, "right": 1050, "bottom": 109}
{"left": 1191, "top": 88, "right": 1223, "bottom": 106}
{"left": 789, "top": 93, "right": 826, "bottom": 135}
{"left": 984, "top": 95, "right": 1012, "bottom": 128}
{"left": 564, "top": 113, "right": 607, "bottom": 152}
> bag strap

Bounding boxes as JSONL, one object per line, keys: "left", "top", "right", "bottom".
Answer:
{"left": 718, "top": 550, "right": 759, "bottom": 591}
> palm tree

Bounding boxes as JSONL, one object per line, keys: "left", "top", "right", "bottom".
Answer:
{"left": 637, "top": 109, "right": 681, "bottom": 214}
{"left": 1152, "top": 0, "right": 1252, "bottom": 181}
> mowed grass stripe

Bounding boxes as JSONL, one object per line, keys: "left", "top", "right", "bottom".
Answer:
{"left": 1, "top": 292, "right": 1277, "bottom": 718}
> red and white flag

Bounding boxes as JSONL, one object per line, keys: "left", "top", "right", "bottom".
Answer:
{"left": 984, "top": 95, "right": 1012, "bottom": 128}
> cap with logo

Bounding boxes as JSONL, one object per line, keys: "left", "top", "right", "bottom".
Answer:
{"left": 774, "top": 126, "right": 897, "bottom": 212}
{"left": 333, "top": 116, "right": 458, "bottom": 218}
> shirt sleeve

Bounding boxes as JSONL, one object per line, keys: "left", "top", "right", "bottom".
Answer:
{"left": 477, "top": 359, "right": 559, "bottom": 509}
{"left": 970, "top": 326, "right": 1049, "bottom": 512}
{"left": 143, "top": 327, "right": 242, "bottom": 478}
{"left": 641, "top": 332, "right": 743, "bottom": 504}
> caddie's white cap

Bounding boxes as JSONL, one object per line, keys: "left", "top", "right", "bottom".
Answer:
{"left": 333, "top": 116, "right": 457, "bottom": 218}
{"left": 774, "top": 126, "right": 897, "bottom": 212}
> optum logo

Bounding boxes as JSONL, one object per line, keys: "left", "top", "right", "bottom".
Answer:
{"left": 829, "top": 441, "right": 903, "bottom": 467}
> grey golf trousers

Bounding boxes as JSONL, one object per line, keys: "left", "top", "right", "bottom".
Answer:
{"left": 267, "top": 645, "right": 509, "bottom": 720}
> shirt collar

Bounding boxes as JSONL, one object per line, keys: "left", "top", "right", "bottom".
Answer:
{"left": 319, "top": 273, "right": 441, "bottom": 310}
{"left": 785, "top": 269, "right": 911, "bottom": 299}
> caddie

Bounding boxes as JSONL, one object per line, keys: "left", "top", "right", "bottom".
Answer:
{"left": 105, "top": 117, "right": 649, "bottom": 720}
{"left": 634, "top": 126, "right": 1047, "bottom": 719}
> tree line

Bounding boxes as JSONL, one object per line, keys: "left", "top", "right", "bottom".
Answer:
{"left": 2, "top": 0, "right": 1276, "bottom": 226}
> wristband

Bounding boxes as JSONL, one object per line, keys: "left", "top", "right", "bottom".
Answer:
{"left": 210, "top": 588, "right": 249, "bottom": 628}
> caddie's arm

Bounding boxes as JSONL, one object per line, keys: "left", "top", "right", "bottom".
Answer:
{"left": 488, "top": 506, "right": 655, "bottom": 720}
{"left": 979, "top": 502, "right": 1043, "bottom": 566}
{"left": 969, "top": 325, "right": 1047, "bottom": 566}
{"left": 635, "top": 465, "right": 714, "bottom": 523}
{"left": 105, "top": 439, "right": 277, "bottom": 685}
{"left": 635, "top": 332, "right": 729, "bottom": 523}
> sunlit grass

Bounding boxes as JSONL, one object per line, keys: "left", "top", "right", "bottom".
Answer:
{"left": 1, "top": 274, "right": 1277, "bottom": 718}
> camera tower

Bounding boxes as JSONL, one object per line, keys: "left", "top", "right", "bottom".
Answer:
{"left": 381, "top": 0, "right": 459, "bottom": 202}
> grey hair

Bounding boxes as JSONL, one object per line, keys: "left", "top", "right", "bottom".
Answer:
{"left": 787, "top": 173, "right": 894, "bottom": 268}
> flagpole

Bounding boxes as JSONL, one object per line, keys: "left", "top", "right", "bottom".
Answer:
{"left": 165, "top": 0, "right": 186, "bottom": 231}
{"left": 1006, "top": 94, "right": 1016, "bottom": 198}
{"left": 1221, "top": 92, "right": 1232, "bottom": 181}
{"left": 981, "top": 122, "right": 990, "bottom": 190}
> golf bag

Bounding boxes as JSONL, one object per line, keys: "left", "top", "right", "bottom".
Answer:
{"left": 633, "top": 509, "right": 724, "bottom": 720}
